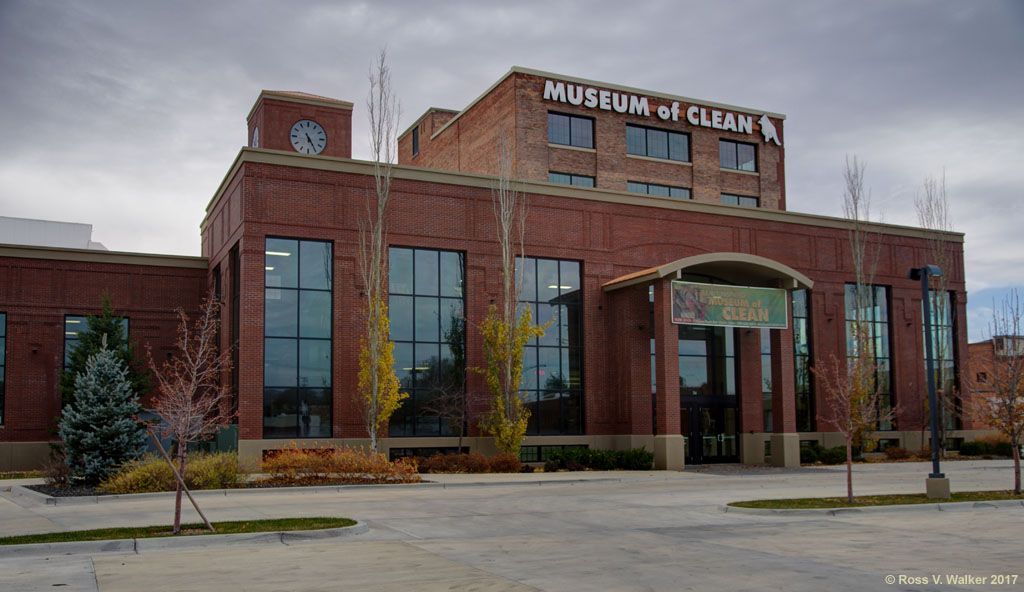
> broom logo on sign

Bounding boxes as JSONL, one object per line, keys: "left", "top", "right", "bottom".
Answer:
{"left": 758, "top": 114, "right": 781, "bottom": 146}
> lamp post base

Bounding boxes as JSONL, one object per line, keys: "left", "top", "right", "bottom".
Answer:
{"left": 926, "top": 476, "right": 951, "bottom": 500}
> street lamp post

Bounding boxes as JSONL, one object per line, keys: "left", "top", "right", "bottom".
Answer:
{"left": 910, "top": 264, "right": 950, "bottom": 498}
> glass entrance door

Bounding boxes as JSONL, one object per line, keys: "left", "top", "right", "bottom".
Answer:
{"left": 695, "top": 407, "right": 737, "bottom": 463}
{"left": 678, "top": 325, "right": 740, "bottom": 464}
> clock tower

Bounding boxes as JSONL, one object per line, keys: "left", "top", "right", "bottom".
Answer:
{"left": 246, "top": 90, "right": 353, "bottom": 158}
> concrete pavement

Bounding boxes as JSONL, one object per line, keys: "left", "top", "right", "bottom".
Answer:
{"left": 1, "top": 460, "right": 1022, "bottom": 591}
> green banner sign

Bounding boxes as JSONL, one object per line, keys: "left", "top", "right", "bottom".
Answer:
{"left": 671, "top": 281, "right": 788, "bottom": 329}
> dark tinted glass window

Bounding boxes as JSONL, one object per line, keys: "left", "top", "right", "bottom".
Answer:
{"left": 924, "top": 290, "right": 959, "bottom": 430}
{"left": 264, "top": 238, "right": 332, "bottom": 438}
{"left": 389, "top": 247, "right": 465, "bottom": 437}
{"left": 720, "top": 139, "right": 757, "bottom": 172}
{"left": 64, "top": 315, "right": 129, "bottom": 367}
{"left": 793, "top": 289, "right": 814, "bottom": 431}
{"left": 720, "top": 193, "right": 758, "bottom": 207}
{"left": 548, "top": 112, "right": 593, "bottom": 148}
{"left": 549, "top": 172, "right": 595, "bottom": 188}
{"left": 845, "top": 284, "right": 893, "bottom": 430}
{"left": 628, "top": 181, "right": 691, "bottom": 200}
{"left": 626, "top": 125, "right": 689, "bottom": 162}
{"left": 412, "top": 126, "right": 420, "bottom": 156}
{"left": 518, "top": 257, "right": 583, "bottom": 435}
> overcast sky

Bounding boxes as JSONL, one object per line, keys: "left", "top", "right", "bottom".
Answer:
{"left": 1, "top": 1, "right": 1021, "bottom": 339}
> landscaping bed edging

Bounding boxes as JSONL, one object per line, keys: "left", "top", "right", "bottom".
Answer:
{"left": 721, "top": 498, "right": 1024, "bottom": 517}
{"left": 0, "top": 520, "right": 369, "bottom": 558}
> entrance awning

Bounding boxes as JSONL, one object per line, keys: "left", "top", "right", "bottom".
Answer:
{"left": 601, "top": 252, "right": 814, "bottom": 292}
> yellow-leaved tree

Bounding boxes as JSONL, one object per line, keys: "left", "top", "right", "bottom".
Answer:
{"left": 357, "top": 49, "right": 403, "bottom": 452}
{"left": 479, "top": 304, "right": 544, "bottom": 455}
{"left": 358, "top": 299, "right": 405, "bottom": 452}
{"left": 477, "top": 131, "right": 547, "bottom": 456}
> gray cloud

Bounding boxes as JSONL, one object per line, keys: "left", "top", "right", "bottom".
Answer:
{"left": 1, "top": 0, "right": 1021, "bottom": 332}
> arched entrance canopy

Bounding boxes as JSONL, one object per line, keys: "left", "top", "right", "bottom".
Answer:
{"left": 601, "top": 252, "right": 813, "bottom": 292}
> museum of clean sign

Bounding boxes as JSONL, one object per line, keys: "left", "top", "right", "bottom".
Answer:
{"left": 671, "top": 281, "right": 788, "bottom": 329}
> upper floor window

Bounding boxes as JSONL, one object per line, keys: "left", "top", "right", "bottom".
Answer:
{"left": 627, "top": 181, "right": 691, "bottom": 200}
{"left": 549, "top": 172, "right": 595, "bottom": 188}
{"left": 626, "top": 125, "right": 690, "bottom": 162}
{"left": 720, "top": 193, "right": 758, "bottom": 208}
{"left": 720, "top": 139, "right": 757, "bottom": 172}
{"left": 412, "top": 126, "right": 420, "bottom": 156}
{"left": 548, "top": 112, "right": 594, "bottom": 149}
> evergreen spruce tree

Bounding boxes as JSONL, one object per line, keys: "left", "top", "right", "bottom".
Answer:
{"left": 58, "top": 340, "right": 147, "bottom": 483}
{"left": 61, "top": 297, "right": 148, "bottom": 406}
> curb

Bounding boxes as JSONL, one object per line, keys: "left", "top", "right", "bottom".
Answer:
{"left": 720, "top": 498, "right": 1024, "bottom": 517}
{"left": 0, "top": 520, "right": 369, "bottom": 558}
{"left": 9, "top": 477, "right": 628, "bottom": 506}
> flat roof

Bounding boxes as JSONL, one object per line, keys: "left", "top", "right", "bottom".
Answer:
{"left": 203, "top": 147, "right": 963, "bottom": 245}
{"left": 247, "top": 90, "right": 354, "bottom": 122}
{"left": 0, "top": 243, "right": 207, "bottom": 269}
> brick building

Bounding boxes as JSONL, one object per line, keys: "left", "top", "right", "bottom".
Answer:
{"left": 0, "top": 67, "right": 981, "bottom": 470}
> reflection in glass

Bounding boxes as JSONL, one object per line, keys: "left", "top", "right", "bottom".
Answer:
{"left": 518, "top": 256, "right": 584, "bottom": 435}
{"left": 263, "top": 237, "right": 333, "bottom": 438}
{"left": 388, "top": 247, "right": 466, "bottom": 437}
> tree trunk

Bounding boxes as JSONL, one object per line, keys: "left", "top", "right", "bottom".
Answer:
{"left": 846, "top": 439, "right": 854, "bottom": 504}
{"left": 1013, "top": 443, "right": 1021, "bottom": 496}
{"left": 173, "top": 447, "right": 187, "bottom": 534}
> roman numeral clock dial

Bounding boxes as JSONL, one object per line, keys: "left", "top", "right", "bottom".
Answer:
{"left": 289, "top": 119, "right": 327, "bottom": 155}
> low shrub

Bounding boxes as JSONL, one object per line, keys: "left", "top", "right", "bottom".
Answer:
{"left": 961, "top": 436, "right": 1013, "bottom": 458}
{"left": 800, "top": 443, "right": 821, "bottom": 465}
{"left": 260, "top": 445, "right": 420, "bottom": 485}
{"left": 818, "top": 446, "right": 847, "bottom": 465}
{"left": 42, "top": 453, "right": 70, "bottom": 489}
{"left": 543, "top": 447, "right": 654, "bottom": 472}
{"left": 488, "top": 453, "right": 523, "bottom": 474}
{"left": 884, "top": 447, "right": 912, "bottom": 461}
{"left": 416, "top": 452, "right": 522, "bottom": 474}
{"left": 99, "top": 452, "right": 245, "bottom": 494}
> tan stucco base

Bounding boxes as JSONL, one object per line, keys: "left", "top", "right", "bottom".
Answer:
{"left": 237, "top": 435, "right": 655, "bottom": 468}
{"left": 926, "top": 476, "right": 951, "bottom": 499}
{"left": 795, "top": 429, "right": 1000, "bottom": 452}
{"left": 0, "top": 441, "right": 54, "bottom": 472}
{"left": 770, "top": 433, "right": 801, "bottom": 467}
{"left": 741, "top": 434, "right": 767, "bottom": 465}
{"left": 652, "top": 435, "right": 685, "bottom": 470}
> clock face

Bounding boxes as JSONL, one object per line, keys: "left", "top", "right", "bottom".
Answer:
{"left": 290, "top": 119, "right": 327, "bottom": 155}
{"left": 251, "top": 126, "right": 260, "bottom": 148}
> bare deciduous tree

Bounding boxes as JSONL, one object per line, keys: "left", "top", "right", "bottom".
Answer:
{"left": 915, "top": 171, "right": 959, "bottom": 454}
{"left": 969, "top": 291, "right": 1024, "bottom": 494}
{"left": 814, "top": 354, "right": 897, "bottom": 503}
{"left": 148, "top": 295, "right": 233, "bottom": 534}
{"left": 813, "top": 156, "right": 894, "bottom": 503}
{"left": 358, "top": 48, "right": 404, "bottom": 452}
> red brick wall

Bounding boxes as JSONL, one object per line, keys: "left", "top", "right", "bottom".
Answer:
{"left": 402, "top": 71, "right": 786, "bottom": 210}
{"left": 248, "top": 98, "right": 352, "bottom": 159}
{"left": 205, "top": 160, "right": 967, "bottom": 441}
{"left": 0, "top": 256, "right": 206, "bottom": 442}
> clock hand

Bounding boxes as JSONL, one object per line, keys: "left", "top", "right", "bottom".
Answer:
{"left": 305, "top": 133, "right": 314, "bottom": 147}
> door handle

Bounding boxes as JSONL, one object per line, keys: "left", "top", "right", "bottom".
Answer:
{"left": 717, "top": 434, "right": 724, "bottom": 443}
